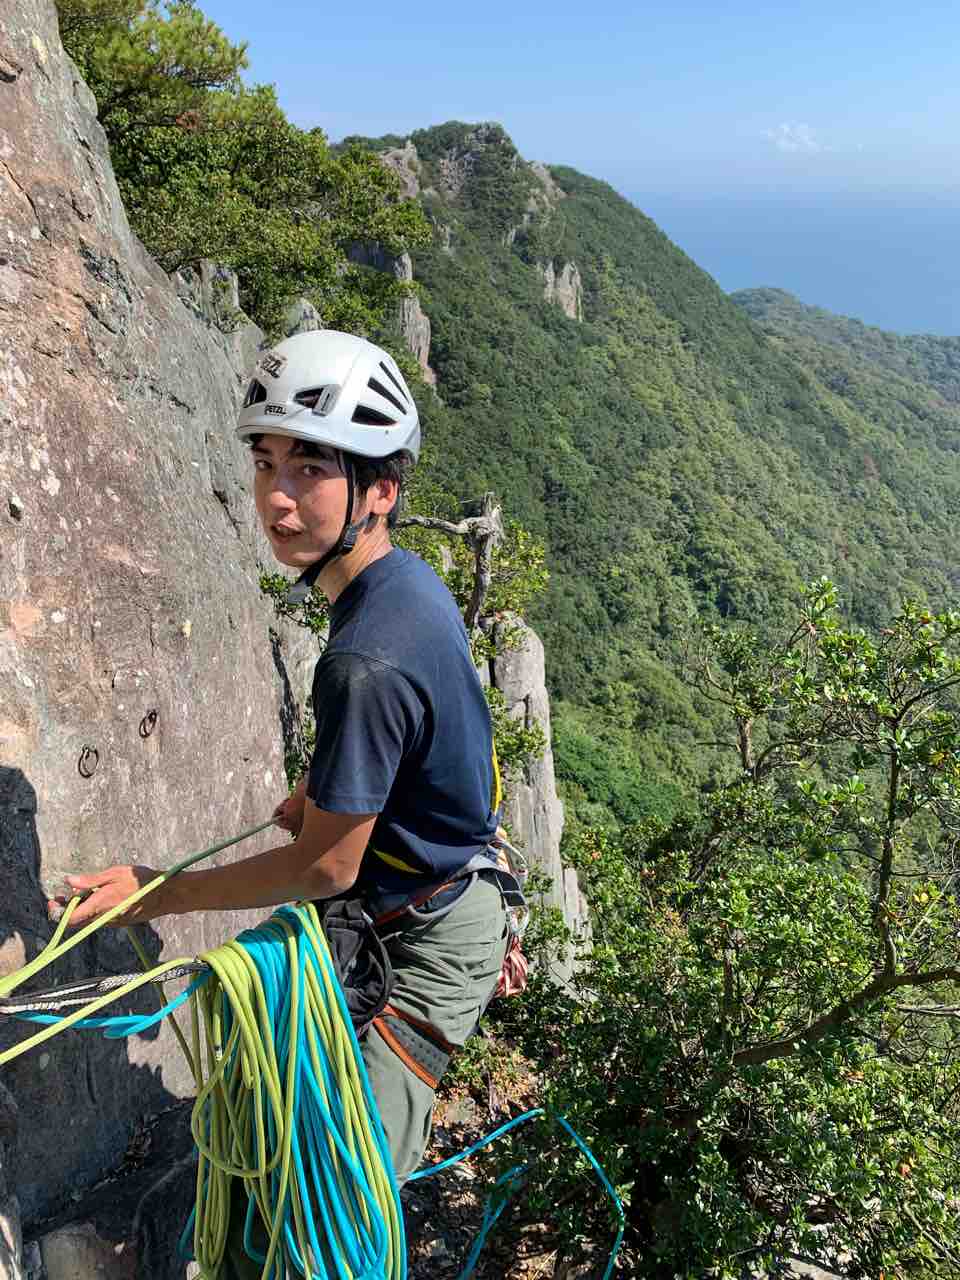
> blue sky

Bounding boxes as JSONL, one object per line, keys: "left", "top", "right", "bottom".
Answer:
{"left": 199, "top": 0, "right": 960, "bottom": 334}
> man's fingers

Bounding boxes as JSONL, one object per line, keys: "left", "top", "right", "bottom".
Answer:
{"left": 65, "top": 869, "right": 113, "bottom": 890}
{"left": 67, "top": 897, "right": 101, "bottom": 926}
{"left": 64, "top": 890, "right": 121, "bottom": 927}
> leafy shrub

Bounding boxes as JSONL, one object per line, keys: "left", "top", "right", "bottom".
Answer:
{"left": 505, "top": 583, "right": 960, "bottom": 1276}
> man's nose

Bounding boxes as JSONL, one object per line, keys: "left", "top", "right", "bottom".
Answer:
{"left": 265, "top": 472, "right": 297, "bottom": 510}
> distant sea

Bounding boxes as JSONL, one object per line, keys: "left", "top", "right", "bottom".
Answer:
{"left": 637, "top": 191, "right": 960, "bottom": 338}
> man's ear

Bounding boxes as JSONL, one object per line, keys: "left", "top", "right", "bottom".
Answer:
{"left": 369, "top": 476, "right": 399, "bottom": 517}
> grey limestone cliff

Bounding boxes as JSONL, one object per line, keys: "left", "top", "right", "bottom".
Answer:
{"left": 347, "top": 242, "right": 435, "bottom": 384}
{"left": 380, "top": 141, "right": 421, "bottom": 200}
{"left": 0, "top": 0, "right": 315, "bottom": 1237}
{"left": 538, "top": 260, "right": 584, "bottom": 321}
{"left": 487, "top": 620, "right": 589, "bottom": 983}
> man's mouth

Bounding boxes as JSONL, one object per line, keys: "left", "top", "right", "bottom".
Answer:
{"left": 271, "top": 525, "right": 303, "bottom": 542}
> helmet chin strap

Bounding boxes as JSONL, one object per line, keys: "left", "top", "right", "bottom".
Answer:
{"left": 285, "top": 454, "right": 374, "bottom": 605}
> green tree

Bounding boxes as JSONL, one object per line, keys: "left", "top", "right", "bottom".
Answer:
{"left": 56, "top": 1, "right": 429, "bottom": 333}
{"left": 509, "top": 583, "right": 960, "bottom": 1276}
{"left": 58, "top": 0, "right": 247, "bottom": 127}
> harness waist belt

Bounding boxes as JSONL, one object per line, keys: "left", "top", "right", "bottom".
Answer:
{"left": 367, "top": 850, "right": 526, "bottom": 930}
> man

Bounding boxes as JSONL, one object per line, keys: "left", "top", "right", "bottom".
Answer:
{"left": 60, "top": 330, "right": 510, "bottom": 1232}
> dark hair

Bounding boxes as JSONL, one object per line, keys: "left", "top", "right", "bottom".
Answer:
{"left": 246, "top": 434, "right": 410, "bottom": 528}
{"left": 346, "top": 451, "right": 410, "bottom": 528}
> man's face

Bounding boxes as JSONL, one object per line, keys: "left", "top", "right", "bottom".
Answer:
{"left": 251, "top": 435, "right": 349, "bottom": 568}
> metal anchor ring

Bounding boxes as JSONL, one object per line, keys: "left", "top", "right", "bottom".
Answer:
{"left": 139, "top": 708, "right": 159, "bottom": 739}
{"left": 77, "top": 745, "right": 99, "bottom": 778}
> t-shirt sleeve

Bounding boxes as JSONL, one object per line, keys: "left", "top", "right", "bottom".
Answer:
{"left": 306, "top": 652, "right": 424, "bottom": 814}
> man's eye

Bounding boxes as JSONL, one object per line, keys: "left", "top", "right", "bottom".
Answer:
{"left": 253, "top": 459, "right": 271, "bottom": 472}
{"left": 302, "top": 463, "right": 325, "bottom": 477}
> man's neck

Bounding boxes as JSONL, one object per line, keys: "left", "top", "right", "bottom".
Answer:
{"left": 318, "top": 527, "right": 394, "bottom": 604}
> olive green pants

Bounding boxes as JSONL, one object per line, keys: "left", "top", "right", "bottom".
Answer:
{"left": 221, "top": 875, "right": 508, "bottom": 1277}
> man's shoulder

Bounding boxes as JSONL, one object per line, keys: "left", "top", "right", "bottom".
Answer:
{"left": 311, "top": 649, "right": 420, "bottom": 717}
{"left": 328, "top": 548, "right": 467, "bottom": 678}
{"left": 354, "top": 549, "right": 462, "bottom": 630}
{"left": 384, "top": 547, "right": 450, "bottom": 596}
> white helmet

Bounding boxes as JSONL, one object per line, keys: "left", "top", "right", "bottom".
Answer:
{"left": 236, "top": 329, "right": 420, "bottom": 462}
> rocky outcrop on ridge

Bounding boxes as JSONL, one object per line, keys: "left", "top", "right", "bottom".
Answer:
{"left": 380, "top": 140, "right": 421, "bottom": 200}
{"left": 538, "top": 260, "right": 583, "bottom": 321}
{"left": 347, "top": 242, "right": 435, "bottom": 384}
{"left": 488, "top": 620, "right": 588, "bottom": 983}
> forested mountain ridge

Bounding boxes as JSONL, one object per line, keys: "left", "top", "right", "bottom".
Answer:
{"left": 353, "top": 123, "right": 960, "bottom": 819}
{"left": 733, "top": 286, "right": 960, "bottom": 401}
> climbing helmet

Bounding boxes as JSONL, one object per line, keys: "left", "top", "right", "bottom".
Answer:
{"left": 236, "top": 329, "right": 420, "bottom": 463}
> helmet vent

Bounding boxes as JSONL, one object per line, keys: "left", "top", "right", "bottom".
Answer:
{"left": 352, "top": 405, "right": 396, "bottom": 427}
{"left": 378, "top": 361, "right": 410, "bottom": 406}
{"left": 367, "top": 376, "right": 407, "bottom": 417}
{"left": 293, "top": 386, "right": 333, "bottom": 411}
{"left": 243, "top": 378, "right": 267, "bottom": 408}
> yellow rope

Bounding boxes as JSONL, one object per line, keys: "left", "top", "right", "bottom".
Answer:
{"left": 0, "top": 825, "right": 404, "bottom": 1279}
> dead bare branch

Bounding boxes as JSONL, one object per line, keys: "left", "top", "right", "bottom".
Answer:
{"left": 398, "top": 493, "right": 503, "bottom": 631}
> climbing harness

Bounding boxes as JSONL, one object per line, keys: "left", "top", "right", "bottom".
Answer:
{"left": 0, "top": 824, "right": 622, "bottom": 1279}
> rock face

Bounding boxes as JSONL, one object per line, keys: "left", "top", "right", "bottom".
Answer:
{"left": 397, "top": 284, "right": 434, "bottom": 385}
{"left": 380, "top": 141, "right": 421, "bottom": 199}
{"left": 27, "top": 1103, "right": 197, "bottom": 1280}
{"left": 529, "top": 161, "right": 564, "bottom": 205}
{"left": 488, "top": 621, "right": 588, "bottom": 977}
{"left": 0, "top": 0, "right": 312, "bottom": 1227}
{"left": 281, "top": 294, "right": 322, "bottom": 337}
{"left": 347, "top": 243, "right": 435, "bottom": 383}
{"left": 539, "top": 260, "right": 583, "bottom": 321}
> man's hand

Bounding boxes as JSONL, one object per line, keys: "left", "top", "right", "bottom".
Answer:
{"left": 48, "top": 865, "right": 166, "bottom": 928}
{"left": 273, "top": 777, "right": 307, "bottom": 836}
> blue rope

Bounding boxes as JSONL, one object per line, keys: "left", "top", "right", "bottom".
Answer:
{"left": 455, "top": 1165, "right": 525, "bottom": 1280}
{"left": 14, "top": 973, "right": 209, "bottom": 1036}
{"left": 230, "top": 906, "right": 405, "bottom": 1279}
{"left": 408, "top": 1107, "right": 545, "bottom": 1181}
{"left": 411, "top": 1107, "right": 624, "bottom": 1279}
{"left": 553, "top": 1117, "right": 625, "bottom": 1280}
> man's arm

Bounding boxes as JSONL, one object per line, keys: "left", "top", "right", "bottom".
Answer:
{"left": 57, "top": 800, "right": 375, "bottom": 927}
{"left": 166, "top": 799, "right": 374, "bottom": 913}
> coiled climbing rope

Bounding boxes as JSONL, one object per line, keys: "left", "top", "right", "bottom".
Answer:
{"left": 0, "top": 824, "right": 623, "bottom": 1279}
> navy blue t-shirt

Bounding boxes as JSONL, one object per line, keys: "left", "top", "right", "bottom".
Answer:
{"left": 306, "top": 548, "right": 499, "bottom": 894}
